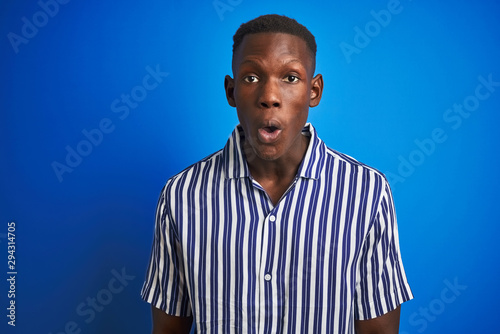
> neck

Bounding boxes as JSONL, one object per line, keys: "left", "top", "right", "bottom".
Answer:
{"left": 244, "top": 134, "right": 310, "bottom": 205}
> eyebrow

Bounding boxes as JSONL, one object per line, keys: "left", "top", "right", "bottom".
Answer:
{"left": 239, "top": 57, "right": 305, "bottom": 67}
{"left": 282, "top": 58, "right": 303, "bottom": 65}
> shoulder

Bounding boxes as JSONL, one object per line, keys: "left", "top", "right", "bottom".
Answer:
{"left": 161, "top": 149, "right": 224, "bottom": 195}
{"left": 324, "top": 146, "right": 389, "bottom": 185}
{"left": 321, "top": 145, "right": 393, "bottom": 214}
{"left": 322, "top": 147, "right": 395, "bottom": 228}
{"left": 308, "top": 123, "right": 388, "bottom": 187}
{"left": 167, "top": 149, "right": 223, "bottom": 184}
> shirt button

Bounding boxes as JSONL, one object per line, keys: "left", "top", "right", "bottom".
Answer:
{"left": 264, "top": 274, "right": 272, "bottom": 281}
{"left": 269, "top": 215, "right": 276, "bottom": 222}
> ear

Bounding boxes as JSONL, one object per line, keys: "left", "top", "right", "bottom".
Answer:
{"left": 309, "top": 73, "right": 323, "bottom": 108}
{"left": 224, "top": 75, "right": 236, "bottom": 107}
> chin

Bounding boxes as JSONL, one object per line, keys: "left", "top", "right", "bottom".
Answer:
{"left": 258, "top": 154, "right": 278, "bottom": 161}
{"left": 255, "top": 148, "right": 281, "bottom": 161}
{"left": 244, "top": 140, "right": 281, "bottom": 163}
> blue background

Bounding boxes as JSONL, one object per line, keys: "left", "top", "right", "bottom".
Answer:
{"left": 1, "top": 0, "right": 499, "bottom": 333}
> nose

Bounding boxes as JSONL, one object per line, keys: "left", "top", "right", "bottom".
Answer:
{"left": 259, "top": 79, "right": 281, "bottom": 109}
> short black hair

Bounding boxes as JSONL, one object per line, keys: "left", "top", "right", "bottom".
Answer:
{"left": 232, "top": 14, "right": 317, "bottom": 61}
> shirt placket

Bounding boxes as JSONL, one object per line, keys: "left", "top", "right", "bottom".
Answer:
{"left": 257, "top": 210, "right": 278, "bottom": 334}
{"left": 251, "top": 177, "right": 299, "bottom": 333}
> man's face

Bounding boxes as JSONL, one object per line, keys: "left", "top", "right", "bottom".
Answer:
{"left": 225, "top": 32, "right": 323, "bottom": 163}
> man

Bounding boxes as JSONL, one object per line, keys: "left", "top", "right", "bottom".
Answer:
{"left": 142, "top": 14, "right": 413, "bottom": 333}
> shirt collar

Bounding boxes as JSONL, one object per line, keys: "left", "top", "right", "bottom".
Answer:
{"left": 223, "top": 123, "right": 326, "bottom": 180}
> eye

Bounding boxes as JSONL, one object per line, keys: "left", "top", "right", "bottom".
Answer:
{"left": 243, "top": 75, "right": 259, "bottom": 83}
{"left": 284, "top": 75, "right": 300, "bottom": 83}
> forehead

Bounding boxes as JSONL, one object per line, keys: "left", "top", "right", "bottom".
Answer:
{"left": 232, "top": 32, "right": 314, "bottom": 74}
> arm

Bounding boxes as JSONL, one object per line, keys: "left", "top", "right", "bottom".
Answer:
{"left": 354, "top": 305, "right": 401, "bottom": 334}
{"left": 143, "top": 185, "right": 193, "bottom": 333}
{"left": 152, "top": 305, "right": 193, "bottom": 334}
{"left": 355, "top": 179, "right": 413, "bottom": 329}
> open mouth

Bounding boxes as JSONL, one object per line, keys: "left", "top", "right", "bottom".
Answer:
{"left": 258, "top": 125, "right": 282, "bottom": 143}
{"left": 262, "top": 126, "right": 279, "bottom": 133}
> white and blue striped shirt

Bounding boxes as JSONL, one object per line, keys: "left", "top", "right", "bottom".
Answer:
{"left": 141, "top": 123, "right": 413, "bottom": 333}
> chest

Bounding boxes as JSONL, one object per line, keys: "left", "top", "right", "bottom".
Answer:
{"left": 174, "top": 177, "right": 375, "bottom": 286}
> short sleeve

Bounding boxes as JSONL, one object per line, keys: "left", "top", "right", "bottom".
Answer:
{"left": 354, "top": 180, "right": 413, "bottom": 320}
{"left": 141, "top": 184, "right": 192, "bottom": 316}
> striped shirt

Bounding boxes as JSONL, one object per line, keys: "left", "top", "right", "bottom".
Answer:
{"left": 141, "top": 123, "right": 413, "bottom": 333}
